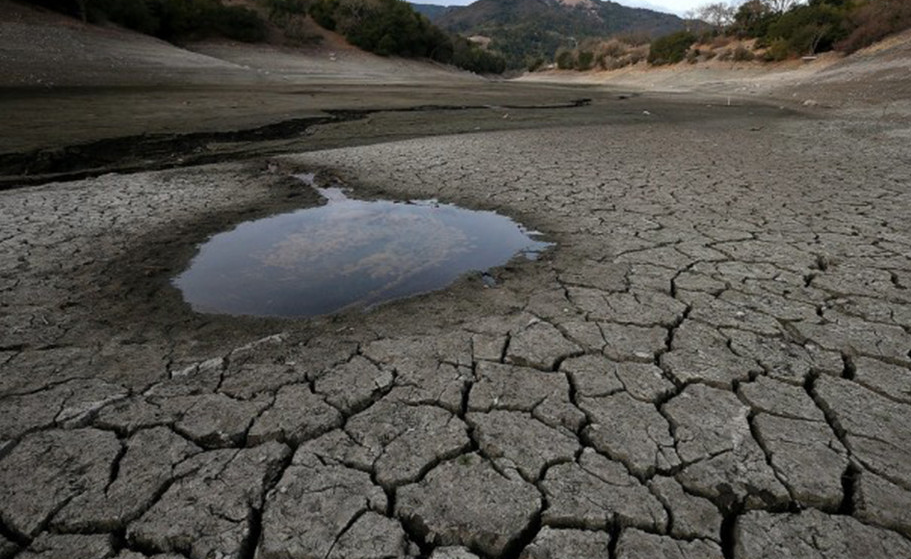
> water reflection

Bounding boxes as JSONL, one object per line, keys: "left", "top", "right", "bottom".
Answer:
{"left": 173, "top": 185, "right": 551, "bottom": 318}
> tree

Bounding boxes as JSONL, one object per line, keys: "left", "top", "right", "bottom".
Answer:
{"left": 766, "top": 3, "right": 848, "bottom": 55}
{"left": 763, "top": 0, "right": 799, "bottom": 14}
{"left": 733, "top": 0, "right": 774, "bottom": 37}
{"left": 648, "top": 30, "right": 697, "bottom": 65}
{"left": 697, "top": 2, "right": 736, "bottom": 31}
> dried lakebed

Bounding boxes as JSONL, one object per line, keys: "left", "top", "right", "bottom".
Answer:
{"left": 2, "top": 97, "right": 911, "bottom": 559}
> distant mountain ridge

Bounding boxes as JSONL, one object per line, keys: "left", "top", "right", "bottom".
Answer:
{"left": 412, "top": 0, "right": 684, "bottom": 68}
{"left": 410, "top": 2, "right": 458, "bottom": 19}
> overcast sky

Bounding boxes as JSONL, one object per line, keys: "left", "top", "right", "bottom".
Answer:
{"left": 427, "top": 0, "right": 707, "bottom": 16}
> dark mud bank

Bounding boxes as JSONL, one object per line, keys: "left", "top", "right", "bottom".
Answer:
{"left": 0, "top": 99, "right": 591, "bottom": 188}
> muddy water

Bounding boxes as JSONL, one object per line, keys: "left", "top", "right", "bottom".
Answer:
{"left": 173, "top": 186, "right": 551, "bottom": 318}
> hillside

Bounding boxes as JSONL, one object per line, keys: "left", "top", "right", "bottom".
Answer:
{"left": 434, "top": 0, "right": 684, "bottom": 67}
{"left": 520, "top": 28, "right": 911, "bottom": 119}
{"left": 0, "top": 0, "right": 476, "bottom": 89}
{"left": 409, "top": 2, "right": 457, "bottom": 19}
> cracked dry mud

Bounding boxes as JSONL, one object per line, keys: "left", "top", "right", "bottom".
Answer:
{"left": 2, "top": 94, "right": 911, "bottom": 559}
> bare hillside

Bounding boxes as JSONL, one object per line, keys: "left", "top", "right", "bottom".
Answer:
{"left": 520, "top": 29, "right": 911, "bottom": 116}
{"left": 0, "top": 0, "right": 475, "bottom": 87}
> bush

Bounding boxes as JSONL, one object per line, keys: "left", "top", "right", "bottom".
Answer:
{"left": 732, "top": 44, "right": 755, "bottom": 61}
{"left": 836, "top": 0, "right": 911, "bottom": 53}
{"left": 210, "top": 5, "right": 267, "bottom": 42}
{"left": 711, "top": 35, "right": 732, "bottom": 48}
{"left": 308, "top": 0, "right": 339, "bottom": 30}
{"left": 555, "top": 49, "right": 574, "bottom": 69}
{"left": 764, "top": 37, "right": 791, "bottom": 60}
{"left": 452, "top": 36, "right": 507, "bottom": 74}
{"left": 527, "top": 57, "right": 545, "bottom": 72}
{"left": 612, "top": 31, "right": 652, "bottom": 46}
{"left": 686, "top": 48, "right": 699, "bottom": 63}
{"left": 648, "top": 31, "right": 697, "bottom": 65}
{"left": 53, "top": 0, "right": 269, "bottom": 42}
{"left": 626, "top": 48, "right": 646, "bottom": 65}
{"left": 92, "top": 0, "right": 159, "bottom": 34}
{"left": 601, "top": 39, "right": 626, "bottom": 58}
{"left": 307, "top": 0, "right": 504, "bottom": 73}
{"left": 733, "top": 0, "right": 775, "bottom": 38}
{"left": 765, "top": 4, "right": 848, "bottom": 55}
{"left": 277, "top": 16, "right": 324, "bottom": 45}
{"left": 575, "top": 50, "right": 594, "bottom": 70}
{"left": 261, "top": 0, "right": 309, "bottom": 18}
{"left": 311, "top": 0, "right": 443, "bottom": 58}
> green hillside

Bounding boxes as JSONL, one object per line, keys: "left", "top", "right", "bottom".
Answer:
{"left": 409, "top": 2, "right": 456, "bottom": 19}
{"left": 433, "top": 0, "right": 684, "bottom": 67}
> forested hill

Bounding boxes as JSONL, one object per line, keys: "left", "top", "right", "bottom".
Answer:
{"left": 409, "top": 2, "right": 457, "bottom": 19}
{"left": 427, "top": 0, "right": 684, "bottom": 67}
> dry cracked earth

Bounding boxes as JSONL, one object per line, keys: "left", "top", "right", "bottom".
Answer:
{"left": 2, "top": 96, "right": 911, "bottom": 559}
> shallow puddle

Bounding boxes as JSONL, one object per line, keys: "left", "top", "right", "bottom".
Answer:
{"left": 173, "top": 184, "right": 551, "bottom": 318}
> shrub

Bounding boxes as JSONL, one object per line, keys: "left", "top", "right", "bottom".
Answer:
{"left": 527, "top": 57, "right": 545, "bottom": 72}
{"left": 765, "top": 4, "right": 848, "bottom": 55}
{"left": 733, "top": 0, "right": 775, "bottom": 38}
{"left": 452, "top": 36, "right": 507, "bottom": 74}
{"left": 575, "top": 50, "right": 594, "bottom": 70}
{"left": 210, "top": 5, "right": 267, "bottom": 42}
{"left": 648, "top": 31, "right": 697, "bottom": 65}
{"left": 711, "top": 35, "right": 732, "bottom": 48}
{"left": 261, "top": 0, "right": 309, "bottom": 18}
{"left": 555, "top": 49, "right": 574, "bottom": 69}
{"left": 836, "top": 0, "right": 911, "bottom": 53}
{"left": 697, "top": 29, "right": 718, "bottom": 44}
{"left": 612, "top": 31, "right": 651, "bottom": 46}
{"left": 601, "top": 39, "right": 626, "bottom": 58}
{"left": 686, "top": 48, "right": 699, "bottom": 63}
{"left": 732, "top": 44, "right": 755, "bottom": 61}
{"left": 764, "top": 37, "right": 791, "bottom": 60}
{"left": 92, "top": 0, "right": 159, "bottom": 34}
{"left": 56, "top": 0, "right": 269, "bottom": 42}
{"left": 626, "top": 48, "right": 646, "bottom": 65}
{"left": 308, "top": 0, "right": 339, "bottom": 30}
{"left": 277, "top": 16, "right": 324, "bottom": 45}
